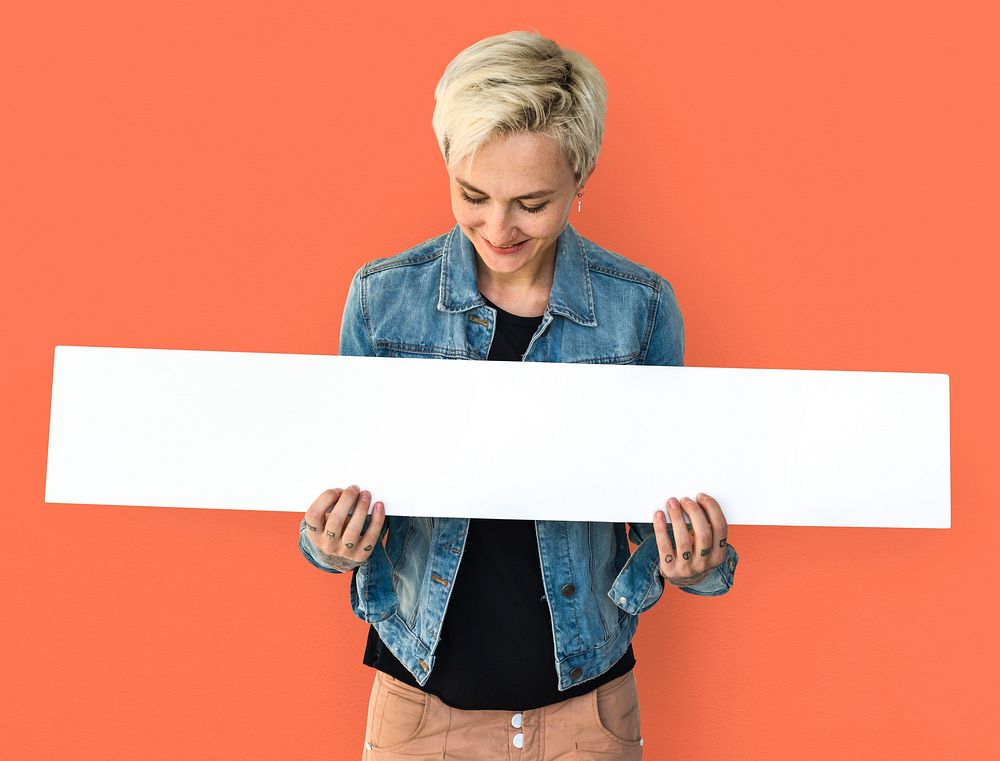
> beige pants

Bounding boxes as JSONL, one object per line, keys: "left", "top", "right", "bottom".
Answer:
{"left": 362, "top": 668, "right": 643, "bottom": 760}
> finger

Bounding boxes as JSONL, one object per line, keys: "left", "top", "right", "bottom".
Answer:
{"left": 304, "top": 488, "right": 343, "bottom": 534}
{"left": 680, "top": 496, "right": 714, "bottom": 569}
{"left": 358, "top": 500, "right": 387, "bottom": 556}
{"left": 323, "top": 484, "right": 361, "bottom": 549}
{"left": 652, "top": 509, "right": 677, "bottom": 575}
{"left": 664, "top": 497, "right": 695, "bottom": 573}
{"left": 341, "top": 489, "right": 373, "bottom": 552}
{"left": 696, "top": 492, "right": 729, "bottom": 566}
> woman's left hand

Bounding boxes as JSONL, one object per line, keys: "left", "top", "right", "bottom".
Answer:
{"left": 653, "top": 493, "right": 729, "bottom": 587}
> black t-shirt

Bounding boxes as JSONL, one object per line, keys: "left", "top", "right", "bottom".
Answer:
{"left": 362, "top": 292, "right": 635, "bottom": 710}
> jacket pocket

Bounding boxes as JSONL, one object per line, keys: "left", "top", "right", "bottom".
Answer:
{"left": 560, "top": 349, "right": 642, "bottom": 365}
{"left": 377, "top": 340, "right": 472, "bottom": 360}
{"left": 351, "top": 540, "right": 400, "bottom": 623}
{"left": 590, "top": 523, "right": 628, "bottom": 637}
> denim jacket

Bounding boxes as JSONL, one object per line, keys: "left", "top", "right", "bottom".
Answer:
{"left": 299, "top": 223, "right": 739, "bottom": 691}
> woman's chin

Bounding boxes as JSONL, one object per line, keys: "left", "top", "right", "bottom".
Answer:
{"left": 475, "top": 245, "right": 530, "bottom": 273}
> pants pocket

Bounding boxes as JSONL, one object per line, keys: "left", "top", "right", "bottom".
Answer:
{"left": 593, "top": 671, "right": 642, "bottom": 745}
{"left": 366, "top": 673, "right": 430, "bottom": 751}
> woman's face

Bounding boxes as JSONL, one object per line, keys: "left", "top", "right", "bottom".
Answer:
{"left": 448, "top": 131, "right": 583, "bottom": 283}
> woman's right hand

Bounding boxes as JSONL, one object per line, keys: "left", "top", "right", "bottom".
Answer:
{"left": 302, "top": 485, "right": 386, "bottom": 571}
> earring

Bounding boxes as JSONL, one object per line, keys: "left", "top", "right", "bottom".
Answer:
{"left": 576, "top": 190, "right": 585, "bottom": 212}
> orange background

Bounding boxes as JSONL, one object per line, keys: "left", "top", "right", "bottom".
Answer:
{"left": 3, "top": 2, "right": 997, "bottom": 759}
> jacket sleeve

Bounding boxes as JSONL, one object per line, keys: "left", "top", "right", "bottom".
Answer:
{"left": 339, "top": 264, "right": 378, "bottom": 357}
{"left": 624, "top": 277, "right": 739, "bottom": 604}
{"left": 297, "top": 264, "right": 382, "bottom": 575}
{"left": 624, "top": 521, "right": 740, "bottom": 603}
{"left": 641, "top": 276, "right": 685, "bottom": 368}
{"left": 299, "top": 519, "right": 348, "bottom": 573}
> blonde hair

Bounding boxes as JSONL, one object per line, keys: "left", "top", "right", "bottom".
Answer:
{"left": 432, "top": 31, "right": 607, "bottom": 185}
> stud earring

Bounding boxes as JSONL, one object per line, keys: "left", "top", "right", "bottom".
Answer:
{"left": 576, "top": 190, "right": 585, "bottom": 212}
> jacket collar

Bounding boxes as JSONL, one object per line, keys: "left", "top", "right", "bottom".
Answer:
{"left": 437, "top": 223, "right": 597, "bottom": 327}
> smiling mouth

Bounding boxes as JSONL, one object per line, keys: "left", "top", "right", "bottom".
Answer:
{"left": 482, "top": 234, "right": 530, "bottom": 252}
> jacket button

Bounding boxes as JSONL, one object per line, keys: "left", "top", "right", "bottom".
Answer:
{"left": 561, "top": 583, "right": 576, "bottom": 597}
{"left": 570, "top": 667, "right": 583, "bottom": 681}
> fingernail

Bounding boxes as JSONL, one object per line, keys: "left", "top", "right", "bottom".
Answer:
{"left": 361, "top": 490, "right": 370, "bottom": 500}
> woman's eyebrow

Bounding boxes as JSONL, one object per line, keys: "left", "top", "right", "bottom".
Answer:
{"left": 455, "top": 178, "right": 554, "bottom": 200}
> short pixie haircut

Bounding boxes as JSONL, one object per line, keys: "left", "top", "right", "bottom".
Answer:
{"left": 432, "top": 31, "right": 607, "bottom": 185}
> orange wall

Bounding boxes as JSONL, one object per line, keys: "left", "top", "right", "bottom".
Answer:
{"left": 3, "top": 2, "right": 997, "bottom": 759}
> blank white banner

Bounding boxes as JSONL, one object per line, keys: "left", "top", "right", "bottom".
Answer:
{"left": 44, "top": 345, "right": 950, "bottom": 528}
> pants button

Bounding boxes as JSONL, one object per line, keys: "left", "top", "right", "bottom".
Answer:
{"left": 513, "top": 732, "right": 524, "bottom": 749}
{"left": 511, "top": 712, "right": 523, "bottom": 728}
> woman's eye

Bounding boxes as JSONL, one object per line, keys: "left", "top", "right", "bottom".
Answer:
{"left": 460, "top": 191, "right": 487, "bottom": 205}
{"left": 519, "top": 203, "right": 548, "bottom": 214}
{"left": 460, "top": 190, "right": 547, "bottom": 214}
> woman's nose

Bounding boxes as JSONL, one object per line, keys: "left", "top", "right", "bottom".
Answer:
{"left": 483, "top": 205, "right": 517, "bottom": 245}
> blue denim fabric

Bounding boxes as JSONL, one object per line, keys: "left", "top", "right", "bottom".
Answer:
{"left": 299, "top": 223, "right": 739, "bottom": 691}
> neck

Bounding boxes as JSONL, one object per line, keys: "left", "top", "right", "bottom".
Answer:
{"left": 476, "top": 239, "right": 557, "bottom": 295}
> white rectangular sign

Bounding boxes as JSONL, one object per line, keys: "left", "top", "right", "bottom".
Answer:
{"left": 44, "top": 346, "right": 950, "bottom": 528}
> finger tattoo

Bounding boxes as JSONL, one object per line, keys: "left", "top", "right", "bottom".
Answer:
{"left": 325, "top": 530, "right": 336, "bottom": 539}
{"left": 305, "top": 522, "right": 318, "bottom": 532}
{"left": 664, "top": 554, "right": 674, "bottom": 563}
{"left": 345, "top": 542, "right": 354, "bottom": 549}
{"left": 700, "top": 547, "right": 710, "bottom": 556}
{"left": 363, "top": 545, "right": 373, "bottom": 552}
{"left": 720, "top": 537, "right": 727, "bottom": 547}
{"left": 683, "top": 550, "right": 692, "bottom": 560}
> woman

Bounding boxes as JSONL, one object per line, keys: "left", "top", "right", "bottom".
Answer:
{"left": 299, "top": 31, "right": 739, "bottom": 760}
